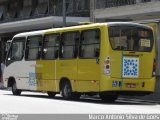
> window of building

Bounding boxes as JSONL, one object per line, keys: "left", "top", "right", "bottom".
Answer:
{"left": 6, "top": 1, "right": 18, "bottom": 19}
{"left": 80, "top": 29, "right": 100, "bottom": 58}
{"left": 43, "top": 34, "right": 60, "bottom": 59}
{"left": 60, "top": 32, "right": 79, "bottom": 59}
{"left": 7, "top": 37, "right": 25, "bottom": 65}
{"left": 0, "top": 7, "right": 3, "bottom": 20}
{"left": 19, "top": 0, "right": 32, "bottom": 18}
{"left": 25, "top": 35, "right": 42, "bottom": 60}
{"left": 36, "top": 0, "right": 48, "bottom": 15}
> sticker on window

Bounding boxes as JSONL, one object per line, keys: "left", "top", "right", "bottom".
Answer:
{"left": 140, "top": 39, "right": 150, "bottom": 47}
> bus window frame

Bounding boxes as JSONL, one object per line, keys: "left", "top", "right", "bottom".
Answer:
{"left": 59, "top": 31, "right": 80, "bottom": 59}
{"left": 108, "top": 25, "right": 154, "bottom": 52}
{"left": 6, "top": 37, "right": 26, "bottom": 66}
{"left": 79, "top": 28, "right": 101, "bottom": 59}
{"left": 25, "top": 35, "right": 43, "bottom": 61}
{"left": 42, "top": 33, "right": 60, "bottom": 60}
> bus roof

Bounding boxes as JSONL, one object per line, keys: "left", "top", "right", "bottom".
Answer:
{"left": 107, "top": 22, "right": 152, "bottom": 29}
{"left": 13, "top": 22, "right": 152, "bottom": 38}
{"left": 46, "top": 22, "right": 152, "bottom": 33}
{"left": 13, "top": 29, "right": 50, "bottom": 38}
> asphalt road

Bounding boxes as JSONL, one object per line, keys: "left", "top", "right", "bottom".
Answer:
{"left": 0, "top": 89, "right": 160, "bottom": 114}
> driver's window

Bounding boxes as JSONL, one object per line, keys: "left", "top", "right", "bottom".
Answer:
{"left": 7, "top": 37, "right": 25, "bottom": 65}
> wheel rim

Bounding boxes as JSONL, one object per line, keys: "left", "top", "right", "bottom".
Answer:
{"left": 63, "top": 84, "right": 71, "bottom": 97}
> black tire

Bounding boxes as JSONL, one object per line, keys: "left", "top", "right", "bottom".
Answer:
{"left": 12, "top": 81, "right": 21, "bottom": 95}
{"left": 61, "top": 80, "right": 81, "bottom": 100}
{"left": 61, "top": 81, "right": 73, "bottom": 99}
{"left": 47, "top": 92, "right": 56, "bottom": 98}
{"left": 100, "top": 94, "right": 118, "bottom": 103}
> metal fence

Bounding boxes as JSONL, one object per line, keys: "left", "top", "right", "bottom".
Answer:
{"left": 96, "top": 0, "right": 160, "bottom": 9}
{"left": 0, "top": 0, "right": 90, "bottom": 23}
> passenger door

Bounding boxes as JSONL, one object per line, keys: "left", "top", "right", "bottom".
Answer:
{"left": 5, "top": 37, "right": 26, "bottom": 89}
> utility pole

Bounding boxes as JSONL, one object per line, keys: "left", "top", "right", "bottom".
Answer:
{"left": 63, "top": 0, "right": 66, "bottom": 27}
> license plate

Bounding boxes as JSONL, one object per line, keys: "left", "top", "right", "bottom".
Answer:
{"left": 126, "top": 83, "right": 136, "bottom": 88}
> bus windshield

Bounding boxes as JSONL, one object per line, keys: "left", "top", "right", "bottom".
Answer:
{"left": 109, "top": 26, "right": 153, "bottom": 52}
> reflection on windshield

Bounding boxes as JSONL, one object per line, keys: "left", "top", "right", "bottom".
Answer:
{"left": 109, "top": 26, "right": 153, "bottom": 52}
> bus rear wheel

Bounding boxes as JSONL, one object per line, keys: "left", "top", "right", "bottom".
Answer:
{"left": 47, "top": 92, "right": 56, "bottom": 98}
{"left": 61, "top": 81, "right": 73, "bottom": 99}
{"left": 61, "top": 80, "right": 81, "bottom": 100}
{"left": 99, "top": 94, "right": 118, "bottom": 103}
{"left": 12, "top": 81, "right": 21, "bottom": 95}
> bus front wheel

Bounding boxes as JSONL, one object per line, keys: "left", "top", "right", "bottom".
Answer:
{"left": 12, "top": 81, "right": 21, "bottom": 95}
{"left": 99, "top": 94, "right": 118, "bottom": 103}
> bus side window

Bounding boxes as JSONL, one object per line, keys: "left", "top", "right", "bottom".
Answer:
{"left": 25, "top": 35, "right": 42, "bottom": 60}
{"left": 42, "top": 34, "right": 60, "bottom": 60}
{"left": 6, "top": 37, "right": 25, "bottom": 66}
{"left": 60, "top": 31, "right": 79, "bottom": 59}
{"left": 80, "top": 29, "right": 100, "bottom": 58}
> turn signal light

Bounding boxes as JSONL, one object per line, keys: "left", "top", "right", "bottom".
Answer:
{"left": 104, "top": 56, "right": 110, "bottom": 75}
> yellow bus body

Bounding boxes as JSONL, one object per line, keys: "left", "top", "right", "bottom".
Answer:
{"left": 35, "top": 23, "right": 156, "bottom": 93}
{"left": 3, "top": 22, "right": 156, "bottom": 101}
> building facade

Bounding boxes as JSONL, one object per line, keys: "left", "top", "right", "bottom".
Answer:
{"left": 93, "top": 0, "right": 160, "bottom": 22}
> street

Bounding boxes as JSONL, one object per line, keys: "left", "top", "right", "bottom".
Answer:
{"left": 0, "top": 90, "right": 160, "bottom": 114}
